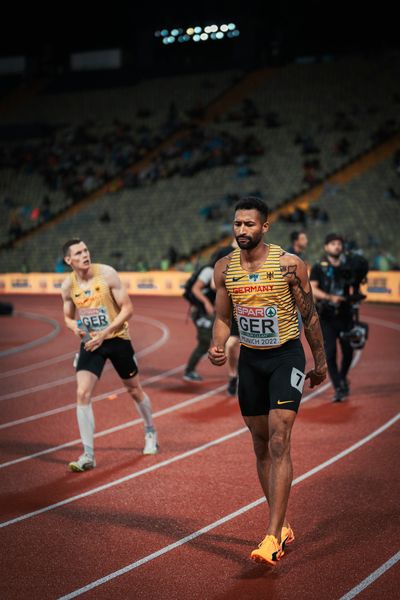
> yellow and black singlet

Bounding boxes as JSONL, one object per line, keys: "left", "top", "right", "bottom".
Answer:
{"left": 225, "top": 244, "right": 299, "bottom": 349}
{"left": 70, "top": 264, "right": 130, "bottom": 340}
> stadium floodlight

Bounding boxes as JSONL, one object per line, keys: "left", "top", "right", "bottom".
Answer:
{"left": 156, "top": 22, "right": 239, "bottom": 45}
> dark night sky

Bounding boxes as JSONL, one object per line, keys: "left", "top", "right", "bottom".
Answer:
{"left": 1, "top": 1, "right": 397, "bottom": 57}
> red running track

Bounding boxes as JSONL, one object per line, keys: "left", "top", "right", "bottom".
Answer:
{"left": 0, "top": 295, "right": 399, "bottom": 600}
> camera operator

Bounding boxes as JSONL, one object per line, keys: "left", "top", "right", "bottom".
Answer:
{"left": 310, "top": 233, "right": 358, "bottom": 402}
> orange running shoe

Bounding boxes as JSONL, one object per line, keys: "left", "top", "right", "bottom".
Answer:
{"left": 281, "top": 523, "right": 295, "bottom": 549}
{"left": 250, "top": 534, "right": 284, "bottom": 566}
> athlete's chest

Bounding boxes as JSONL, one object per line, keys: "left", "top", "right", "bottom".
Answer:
{"left": 72, "top": 278, "right": 108, "bottom": 308}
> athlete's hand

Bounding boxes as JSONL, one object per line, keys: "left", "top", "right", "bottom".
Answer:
{"left": 84, "top": 332, "right": 105, "bottom": 352}
{"left": 208, "top": 345, "right": 227, "bottom": 366}
{"left": 306, "top": 367, "right": 327, "bottom": 388}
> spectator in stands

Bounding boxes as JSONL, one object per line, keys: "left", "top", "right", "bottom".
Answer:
{"left": 287, "top": 231, "right": 308, "bottom": 259}
{"left": 372, "top": 249, "right": 399, "bottom": 271}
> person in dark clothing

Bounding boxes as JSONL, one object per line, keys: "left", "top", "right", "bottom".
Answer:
{"left": 310, "top": 233, "right": 355, "bottom": 402}
{"left": 287, "top": 231, "right": 308, "bottom": 260}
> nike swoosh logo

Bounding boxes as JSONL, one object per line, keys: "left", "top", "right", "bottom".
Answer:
{"left": 277, "top": 400, "right": 294, "bottom": 405}
{"left": 232, "top": 276, "right": 246, "bottom": 282}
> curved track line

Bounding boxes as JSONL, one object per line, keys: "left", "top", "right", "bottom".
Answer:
{"left": 0, "top": 379, "right": 222, "bottom": 469}
{"left": 0, "top": 372, "right": 354, "bottom": 516}
{"left": 0, "top": 352, "right": 361, "bottom": 466}
{"left": 56, "top": 413, "right": 400, "bottom": 600}
{"left": 0, "top": 315, "right": 169, "bottom": 401}
{"left": 339, "top": 551, "right": 400, "bottom": 599}
{"left": 0, "top": 363, "right": 185, "bottom": 433}
{"left": 0, "top": 312, "right": 60, "bottom": 358}
{"left": 0, "top": 314, "right": 168, "bottom": 379}
{"left": 0, "top": 351, "right": 76, "bottom": 380}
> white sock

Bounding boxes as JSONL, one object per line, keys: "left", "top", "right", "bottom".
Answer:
{"left": 76, "top": 404, "right": 95, "bottom": 457}
{"left": 135, "top": 393, "right": 154, "bottom": 431}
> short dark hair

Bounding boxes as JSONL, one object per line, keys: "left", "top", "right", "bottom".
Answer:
{"left": 62, "top": 238, "right": 82, "bottom": 257}
{"left": 290, "top": 230, "right": 306, "bottom": 243}
{"left": 324, "top": 233, "right": 343, "bottom": 245}
{"left": 234, "top": 196, "right": 269, "bottom": 221}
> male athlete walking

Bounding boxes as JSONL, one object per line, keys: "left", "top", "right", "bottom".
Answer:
{"left": 209, "top": 197, "right": 327, "bottom": 565}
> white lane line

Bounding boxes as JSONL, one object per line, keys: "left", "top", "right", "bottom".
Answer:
{"left": 57, "top": 412, "right": 400, "bottom": 600}
{"left": 0, "top": 315, "right": 169, "bottom": 401}
{"left": 364, "top": 316, "right": 400, "bottom": 331}
{"left": 0, "top": 351, "right": 361, "bottom": 466}
{"left": 0, "top": 312, "right": 61, "bottom": 358}
{"left": 0, "top": 364, "right": 185, "bottom": 433}
{"left": 339, "top": 551, "right": 400, "bottom": 599}
{"left": 0, "top": 373, "right": 219, "bottom": 470}
{"left": 0, "top": 351, "right": 76, "bottom": 380}
{"left": 0, "top": 418, "right": 243, "bottom": 528}
{"left": 0, "top": 371, "right": 356, "bottom": 517}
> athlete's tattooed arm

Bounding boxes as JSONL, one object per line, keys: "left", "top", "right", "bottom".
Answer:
{"left": 208, "top": 256, "right": 232, "bottom": 366}
{"left": 280, "top": 253, "right": 327, "bottom": 387}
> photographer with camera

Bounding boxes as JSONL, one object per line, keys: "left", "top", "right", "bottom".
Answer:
{"left": 310, "top": 233, "right": 368, "bottom": 402}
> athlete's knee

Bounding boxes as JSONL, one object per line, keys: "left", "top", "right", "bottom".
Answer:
{"left": 124, "top": 379, "right": 143, "bottom": 402}
{"left": 269, "top": 429, "right": 291, "bottom": 460}
{"left": 76, "top": 386, "right": 92, "bottom": 405}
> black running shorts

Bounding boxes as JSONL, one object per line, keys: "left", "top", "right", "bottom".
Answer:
{"left": 76, "top": 337, "right": 138, "bottom": 380}
{"left": 238, "top": 338, "right": 306, "bottom": 416}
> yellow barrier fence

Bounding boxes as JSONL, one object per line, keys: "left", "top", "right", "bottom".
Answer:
{"left": 0, "top": 271, "right": 399, "bottom": 303}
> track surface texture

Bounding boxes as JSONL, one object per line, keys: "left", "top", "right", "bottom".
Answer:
{"left": 0, "top": 295, "right": 399, "bottom": 600}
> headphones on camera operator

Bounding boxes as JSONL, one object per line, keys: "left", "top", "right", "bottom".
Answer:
{"left": 315, "top": 234, "right": 369, "bottom": 349}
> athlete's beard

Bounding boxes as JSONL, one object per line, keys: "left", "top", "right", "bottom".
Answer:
{"left": 235, "top": 232, "right": 263, "bottom": 250}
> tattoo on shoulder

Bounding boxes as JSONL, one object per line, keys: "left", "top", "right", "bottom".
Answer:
{"left": 280, "top": 264, "right": 297, "bottom": 278}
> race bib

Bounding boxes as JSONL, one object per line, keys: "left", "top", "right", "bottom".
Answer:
{"left": 79, "top": 306, "right": 110, "bottom": 331}
{"left": 236, "top": 304, "right": 280, "bottom": 347}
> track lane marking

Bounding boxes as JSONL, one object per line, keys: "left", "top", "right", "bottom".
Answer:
{"left": 0, "top": 378, "right": 222, "bottom": 469}
{"left": 56, "top": 413, "right": 400, "bottom": 599}
{"left": 0, "top": 353, "right": 361, "bottom": 466}
{"left": 0, "top": 315, "right": 169, "bottom": 400}
{"left": 0, "top": 358, "right": 359, "bottom": 519}
{"left": 0, "top": 312, "right": 60, "bottom": 358}
{"left": 339, "top": 551, "right": 400, "bottom": 599}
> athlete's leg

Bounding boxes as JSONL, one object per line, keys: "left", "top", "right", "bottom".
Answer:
{"left": 244, "top": 415, "right": 271, "bottom": 502}
{"left": 123, "top": 374, "right": 158, "bottom": 454}
{"left": 244, "top": 413, "right": 293, "bottom": 535}
{"left": 265, "top": 408, "right": 297, "bottom": 543}
{"left": 75, "top": 370, "right": 98, "bottom": 458}
{"left": 122, "top": 374, "right": 154, "bottom": 432}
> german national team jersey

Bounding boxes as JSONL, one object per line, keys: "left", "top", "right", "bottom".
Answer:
{"left": 70, "top": 264, "right": 130, "bottom": 340}
{"left": 225, "top": 244, "right": 299, "bottom": 349}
